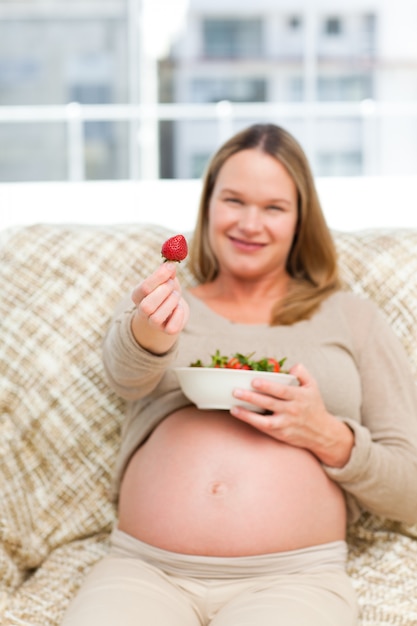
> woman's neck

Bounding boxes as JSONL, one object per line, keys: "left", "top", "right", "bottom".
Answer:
{"left": 190, "top": 275, "right": 291, "bottom": 325}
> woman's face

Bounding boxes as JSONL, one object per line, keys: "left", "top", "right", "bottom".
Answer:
{"left": 207, "top": 148, "right": 299, "bottom": 283}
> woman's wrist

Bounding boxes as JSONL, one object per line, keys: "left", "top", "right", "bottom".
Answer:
{"left": 316, "top": 418, "right": 355, "bottom": 468}
{"left": 130, "top": 309, "right": 177, "bottom": 356}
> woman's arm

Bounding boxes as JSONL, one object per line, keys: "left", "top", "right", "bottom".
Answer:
{"left": 102, "top": 262, "right": 189, "bottom": 401}
{"left": 323, "top": 306, "right": 417, "bottom": 524}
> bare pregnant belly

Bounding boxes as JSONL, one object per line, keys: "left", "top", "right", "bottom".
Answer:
{"left": 118, "top": 407, "right": 347, "bottom": 556}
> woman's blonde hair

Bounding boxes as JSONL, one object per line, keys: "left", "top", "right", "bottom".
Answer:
{"left": 188, "top": 123, "right": 341, "bottom": 325}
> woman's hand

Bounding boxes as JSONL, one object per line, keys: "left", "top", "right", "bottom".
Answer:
{"left": 230, "top": 363, "right": 354, "bottom": 468}
{"left": 130, "top": 262, "right": 189, "bottom": 354}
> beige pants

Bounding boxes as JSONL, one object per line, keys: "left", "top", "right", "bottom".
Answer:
{"left": 62, "top": 528, "right": 357, "bottom": 626}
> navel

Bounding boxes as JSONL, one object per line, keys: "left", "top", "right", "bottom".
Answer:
{"left": 208, "top": 481, "right": 227, "bottom": 496}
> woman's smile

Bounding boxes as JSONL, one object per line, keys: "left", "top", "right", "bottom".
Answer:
{"left": 228, "top": 235, "right": 266, "bottom": 253}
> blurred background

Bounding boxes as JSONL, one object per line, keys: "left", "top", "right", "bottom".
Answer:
{"left": 1, "top": 0, "right": 417, "bottom": 184}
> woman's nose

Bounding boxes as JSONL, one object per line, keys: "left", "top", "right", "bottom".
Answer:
{"left": 239, "top": 205, "right": 263, "bottom": 232}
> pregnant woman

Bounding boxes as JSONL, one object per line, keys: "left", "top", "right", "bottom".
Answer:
{"left": 62, "top": 124, "right": 417, "bottom": 626}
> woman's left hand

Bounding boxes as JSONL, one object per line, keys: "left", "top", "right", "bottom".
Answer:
{"left": 230, "top": 363, "right": 354, "bottom": 468}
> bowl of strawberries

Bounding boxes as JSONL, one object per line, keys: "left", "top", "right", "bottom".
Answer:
{"left": 174, "top": 351, "right": 299, "bottom": 411}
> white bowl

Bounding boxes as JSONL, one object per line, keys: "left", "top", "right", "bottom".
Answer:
{"left": 174, "top": 367, "right": 299, "bottom": 411}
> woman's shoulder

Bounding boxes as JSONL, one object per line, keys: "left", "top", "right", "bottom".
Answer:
{"left": 325, "top": 288, "right": 380, "bottom": 314}
{"left": 321, "top": 289, "right": 383, "bottom": 331}
{"left": 317, "top": 290, "right": 396, "bottom": 359}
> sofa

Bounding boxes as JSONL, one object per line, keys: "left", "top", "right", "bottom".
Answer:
{"left": 1, "top": 220, "right": 417, "bottom": 626}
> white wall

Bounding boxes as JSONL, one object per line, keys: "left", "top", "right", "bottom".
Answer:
{"left": 1, "top": 176, "right": 417, "bottom": 234}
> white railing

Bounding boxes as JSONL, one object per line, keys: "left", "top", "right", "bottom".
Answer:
{"left": 1, "top": 100, "right": 417, "bottom": 180}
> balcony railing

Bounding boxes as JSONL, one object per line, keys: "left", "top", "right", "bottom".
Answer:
{"left": 1, "top": 100, "right": 417, "bottom": 180}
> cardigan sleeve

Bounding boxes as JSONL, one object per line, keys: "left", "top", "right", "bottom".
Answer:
{"left": 323, "top": 302, "right": 417, "bottom": 525}
{"left": 102, "top": 294, "right": 178, "bottom": 401}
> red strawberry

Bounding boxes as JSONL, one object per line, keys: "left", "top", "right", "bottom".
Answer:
{"left": 161, "top": 234, "right": 188, "bottom": 262}
{"left": 264, "top": 358, "right": 282, "bottom": 372}
{"left": 226, "top": 354, "right": 252, "bottom": 370}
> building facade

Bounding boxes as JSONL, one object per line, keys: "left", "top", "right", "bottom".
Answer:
{"left": 170, "top": 0, "right": 417, "bottom": 178}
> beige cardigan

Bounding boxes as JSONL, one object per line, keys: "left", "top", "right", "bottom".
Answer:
{"left": 103, "top": 289, "right": 417, "bottom": 525}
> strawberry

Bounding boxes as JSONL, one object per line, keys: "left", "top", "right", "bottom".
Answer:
{"left": 253, "top": 357, "right": 287, "bottom": 372}
{"left": 161, "top": 234, "right": 188, "bottom": 262}
{"left": 264, "top": 358, "right": 282, "bottom": 372}
{"left": 226, "top": 356, "right": 251, "bottom": 370}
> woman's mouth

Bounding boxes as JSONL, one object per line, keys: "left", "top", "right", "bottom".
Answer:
{"left": 229, "top": 236, "right": 265, "bottom": 252}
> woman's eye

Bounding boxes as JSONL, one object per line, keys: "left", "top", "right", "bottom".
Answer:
{"left": 267, "top": 205, "right": 283, "bottom": 211}
{"left": 226, "top": 197, "right": 242, "bottom": 205}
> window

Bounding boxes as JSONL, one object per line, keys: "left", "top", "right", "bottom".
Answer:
{"left": 317, "top": 76, "right": 372, "bottom": 101}
{"left": 317, "top": 151, "right": 362, "bottom": 176}
{"left": 69, "top": 84, "right": 113, "bottom": 139}
{"left": 191, "top": 77, "right": 267, "bottom": 103}
{"left": 287, "top": 76, "right": 303, "bottom": 101}
{"left": 324, "top": 17, "right": 342, "bottom": 36}
{"left": 203, "top": 18, "right": 263, "bottom": 58}
{"left": 70, "top": 84, "right": 112, "bottom": 105}
{"left": 0, "top": 2, "right": 415, "bottom": 183}
{"left": 0, "top": 11, "right": 127, "bottom": 181}
{"left": 363, "top": 13, "right": 377, "bottom": 36}
{"left": 190, "top": 153, "right": 211, "bottom": 178}
{"left": 0, "top": 58, "right": 40, "bottom": 87}
{"left": 288, "top": 15, "right": 302, "bottom": 31}
{"left": 362, "top": 13, "right": 377, "bottom": 55}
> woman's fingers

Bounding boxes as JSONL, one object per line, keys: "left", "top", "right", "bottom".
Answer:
{"left": 145, "top": 289, "right": 189, "bottom": 334}
{"left": 130, "top": 262, "right": 186, "bottom": 331}
{"left": 131, "top": 262, "right": 177, "bottom": 306}
{"left": 233, "top": 382, "right": 294, "bottom": 413}
{"left": 230, "top": 365, "right": 324, "bottom": 444}
{"left": 163, "top": 299, "right": 190, "bottom": 335}
{"left": 139, "top": 281, "right": 177, "bottom": 320}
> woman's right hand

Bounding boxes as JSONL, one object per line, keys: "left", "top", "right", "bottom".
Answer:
{"left": 130, "top": 262, "right": 190, "bottom": 354}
